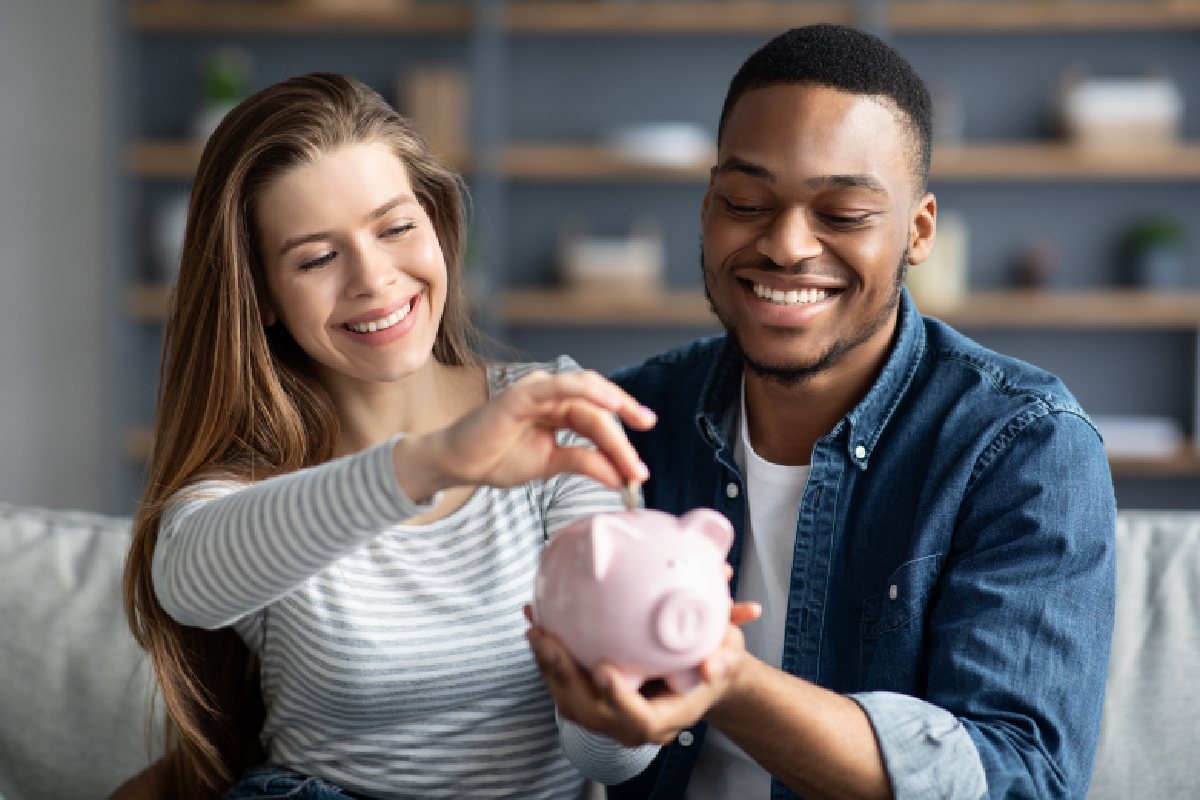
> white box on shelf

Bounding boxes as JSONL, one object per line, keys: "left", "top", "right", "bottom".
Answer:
{"left": 1091, "top": 414, "right": 1185, "bottom": 460}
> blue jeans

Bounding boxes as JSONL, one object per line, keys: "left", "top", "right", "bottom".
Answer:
{"left": 223, "top": 765, "right": 369, "bottom": 800}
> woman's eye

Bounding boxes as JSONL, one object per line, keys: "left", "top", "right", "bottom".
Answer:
{"left": 382, "top": 222, "right": 416, "bottom": 238}
{"left": 299, "top": 251, "right": 336, "bottom": 271}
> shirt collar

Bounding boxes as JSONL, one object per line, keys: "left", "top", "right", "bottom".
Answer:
{"left": 693, "top": 288, "right": 926, "bottom": 470}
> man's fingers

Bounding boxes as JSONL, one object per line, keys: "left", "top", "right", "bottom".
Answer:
{"left": 731, "top": 601, "right": 762, "bottom": 626}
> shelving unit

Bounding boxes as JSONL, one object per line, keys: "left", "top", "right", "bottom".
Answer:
{"left": 130, "top": 1, "right": 472, "bottom": 32}
{"left": 116, "top": 0, "right": 1200, "bottom": 509}
{"left": 127, "top": 139, "right": 1200, "bottom": 182}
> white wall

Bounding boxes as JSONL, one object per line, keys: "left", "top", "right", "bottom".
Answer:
{"left": 0, "top": 0, "right": 110, "bottom": 511}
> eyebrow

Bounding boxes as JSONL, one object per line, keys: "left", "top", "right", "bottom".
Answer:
{"left": 277, "top": 193, "right": 419, "bottom": 257}
{"left": 714, "top": 155, "right": 887, "bottom": 195}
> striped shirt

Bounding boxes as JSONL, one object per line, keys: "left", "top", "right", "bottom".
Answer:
{"left": 152, "top": 358, "right": 657, "bottom": 799}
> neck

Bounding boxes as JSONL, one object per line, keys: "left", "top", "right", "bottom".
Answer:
{"left": 326, "top": 360, "right": 487, "bottom": 456}
{"left": 742, "top": 315, "right": 898, "bottom": 467}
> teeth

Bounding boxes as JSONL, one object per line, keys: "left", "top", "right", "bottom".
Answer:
{"left": 753, "top": 283, "right": 831, "bottom": 306}
{"left": 346, "top": 300, "right": 412, "bottom": 334}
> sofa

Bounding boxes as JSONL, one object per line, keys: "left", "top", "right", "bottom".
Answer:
{"left": 1, "top": 502, "right": 1197, "bottom": 800}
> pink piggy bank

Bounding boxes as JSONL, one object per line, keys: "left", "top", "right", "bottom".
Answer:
{"left": 533, "top": 507, "right": 734, "bottom": 692}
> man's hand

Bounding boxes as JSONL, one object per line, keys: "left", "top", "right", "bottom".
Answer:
{"left": 525, "top": 601, "right": 761, "bottom": 747}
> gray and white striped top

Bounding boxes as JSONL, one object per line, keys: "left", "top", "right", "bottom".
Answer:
{"left": 152, "top": 358, "right": 658, "bottom": 799}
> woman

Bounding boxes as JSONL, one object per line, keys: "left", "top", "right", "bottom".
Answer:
{"left": 122, "top": 72, "right": 659, "bottom": 799}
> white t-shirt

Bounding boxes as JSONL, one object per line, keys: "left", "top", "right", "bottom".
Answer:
{"left": 688, "top": 377, "right": 809, "bottom": 799}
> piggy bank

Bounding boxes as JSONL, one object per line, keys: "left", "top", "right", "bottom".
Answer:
{"left": 533, "top": 507, "right": 733, "bottom": 693}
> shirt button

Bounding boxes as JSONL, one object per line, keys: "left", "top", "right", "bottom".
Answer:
{"left": 889, "top": 584, "right": 899, "bottom": 600}
{"left": 855, "top": 444, "right": 867, "bottom": 460}
{"left": 678, "top": 730, "right": 695, "bottom": 747}
{"left": 725, "top": 482, "right": 739, "bottom": 499}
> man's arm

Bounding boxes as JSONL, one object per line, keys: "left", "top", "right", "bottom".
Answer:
{"left": 532, "top": 409, "right": 1114, "bottom": 799}
{"left": 530, "top": 604, "right": 898, "bottom": 800}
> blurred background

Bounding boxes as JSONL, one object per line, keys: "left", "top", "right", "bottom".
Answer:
{"left": 1, "top": 0, "right": 1198, "bottom": 515}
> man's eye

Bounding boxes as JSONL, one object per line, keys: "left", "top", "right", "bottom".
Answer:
{"left": 299, "top": 252, "right": 336, "bottom": 271}
{"left": 823, "top": 213, "right": 872, "bottom": 226}
{"left": 723, "top": 199, "right": 767, "bottom": 216}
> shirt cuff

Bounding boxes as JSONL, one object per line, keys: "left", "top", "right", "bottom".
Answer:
{"left": 376, "top": 434, "right": 443, "bottom": 516}
{"left": 557, "top": 714, "right": 661, "bottom": 785}
{"left": 851, "top": 691, "right": 987, "bottom": 800}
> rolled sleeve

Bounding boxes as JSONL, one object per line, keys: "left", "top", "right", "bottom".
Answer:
{"left": 853, "top": 691, "right": 987, "bottom": 800}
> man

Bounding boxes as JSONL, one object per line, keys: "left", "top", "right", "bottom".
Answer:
{"left": 527, "top": 23, "right": 1116, "bottom": 799}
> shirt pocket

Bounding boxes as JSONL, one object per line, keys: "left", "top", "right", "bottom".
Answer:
{"left": 858, "top": 555, "right": 941, "bottom": 687}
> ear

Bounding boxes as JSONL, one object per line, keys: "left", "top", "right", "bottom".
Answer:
{"left": 679, "top": 508, "right": 734, "bottom": 556}
{"left": 906, "top": 191, "right": 938, "bottom": 266}
{"left": 586, "top": 514, "right": 643, "bottom": 581}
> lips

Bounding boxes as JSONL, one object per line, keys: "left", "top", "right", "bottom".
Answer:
{"left": 342, "top": 296, "right": 416, "bottom": 334}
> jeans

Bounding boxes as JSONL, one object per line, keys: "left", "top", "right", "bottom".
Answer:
{"left": 223, "top": 765, "right": 369, "bottom": 800}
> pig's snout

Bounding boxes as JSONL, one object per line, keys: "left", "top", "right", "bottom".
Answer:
{"left": 653, "top": 590, "right": 720, "bottom": 653}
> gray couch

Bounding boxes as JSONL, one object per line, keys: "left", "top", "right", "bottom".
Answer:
{"left": 1, "top": 502, "right": 1196, "bottom": 799}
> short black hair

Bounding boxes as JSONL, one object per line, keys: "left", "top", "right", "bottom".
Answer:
{"left": 718, "top": 24, "right": 933, "bottom": 189}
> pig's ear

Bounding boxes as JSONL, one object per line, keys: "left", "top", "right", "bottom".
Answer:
{"left": 588, "top": 515, "right": 643, "bottom": 580}
{"left": 680, "top": 508, "right": 734, "bottom": 556}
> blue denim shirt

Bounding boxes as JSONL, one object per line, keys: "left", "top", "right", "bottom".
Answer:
{"left": 609, "top": 290, "right": 1116, "bottom": 800}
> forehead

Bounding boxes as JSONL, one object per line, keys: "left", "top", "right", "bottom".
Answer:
{"left": 256, "top": 142, "right": 414, "bottom": 229}
{"left": 718, "top": 84, "right": 914, "bottom": 192}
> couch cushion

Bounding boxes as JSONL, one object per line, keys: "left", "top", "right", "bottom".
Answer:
{"left": 0, "top": 503, "right": 162, "bottom": 800}
{"left": 1089, "top": 510, "right": 1200, "bottom": 799}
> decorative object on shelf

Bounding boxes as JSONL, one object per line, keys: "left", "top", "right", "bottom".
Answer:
{"left": 557, "top": 220, "right": 665, "bottom": 296}
{"left": 150, "top": 191, "right": 191, "bottom": 285}
{"left": 1120, "top": 215, "right": 1190, "bottom": 290}
{"left": 189, "top": 47, "right": 253, "bottom": 143}
{"left": 302, "top": 0, "right": 409, "bottom": 11}
{"left": 1091, "top": 414, "right": 1185, "bottom": 461}
{"left": 397, "top": 64, "right": 468, "bottom": 164}
{"left": 1056, "top": 67, "right": 1183, "bottom": 149}
{"left": 607, "top": 122, "right": 714, "bottom": 169}
{"left": 1010, "top": 238, "right": 1060, "bottom": 290}
{"left": 907, "top": 209, "right": 968, "bottom": 310}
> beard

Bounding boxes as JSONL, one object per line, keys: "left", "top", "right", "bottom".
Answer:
{"left": 701, "top": 241, "right": 908, "bottom": 388}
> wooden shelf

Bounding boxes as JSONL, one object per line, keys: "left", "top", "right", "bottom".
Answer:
{"left": 503, "top": 143, "right": 712, "bottom": 181}
{"left": 505, "top": 1, "right": 851, "bottom": 33}
{"left": 130, "top": 1, "right": 471, "bottom": 33}
{"left": 1110, "top": 444, "right": 1200, "bottom": 478}
{"left": 500, "top": 288, "right": 1200, "bottom": 330}
{"left": 129, "top": 139, "right": 1200, "bottom": 182}
{"left": 126, "top": 141, "right": 204, "bottom": 179}
{"left": 129, "top": 0, "right": 1200, "bottom": 35}
{"left": 920, "top": 291, "right": 1200, "bottom": 330}
{"left": 890, "top": 0, "right": 1200, "bottom": 32}
{"left": 504, "top": 1, "right": 1200, "bottom": 34}
{"left": 506, "top": 142, "right": 1200, "bottom": 182}
{"left": 126, "top": 140, "right": 469, "bottom": 180}
{"left": 502, "top": 289, "right": 720, "bottom": 327}
{"left": 127, "top": 284, "right": 172, "bottom": 321}
{"left": 931, "top": 143, "right": 1200, "bottom": 182}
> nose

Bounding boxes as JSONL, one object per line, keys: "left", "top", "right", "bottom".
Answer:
{"left": 346, "top": 237, "right": 398, "bottom": 297}
{"left": 757, "top": 207, "right": 822, "bottom": 268}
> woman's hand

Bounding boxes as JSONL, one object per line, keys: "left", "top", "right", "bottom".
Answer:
{"left": 393, "top": 369, "right": 656, "bottom": 501}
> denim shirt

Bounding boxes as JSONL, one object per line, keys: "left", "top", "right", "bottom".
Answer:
{"left": 609, "top": 290, "right": 1116, "bottom": 800}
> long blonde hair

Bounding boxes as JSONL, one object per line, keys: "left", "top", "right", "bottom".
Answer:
{"left": 123, "top": 72, "right": 480, "bottom": 797}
